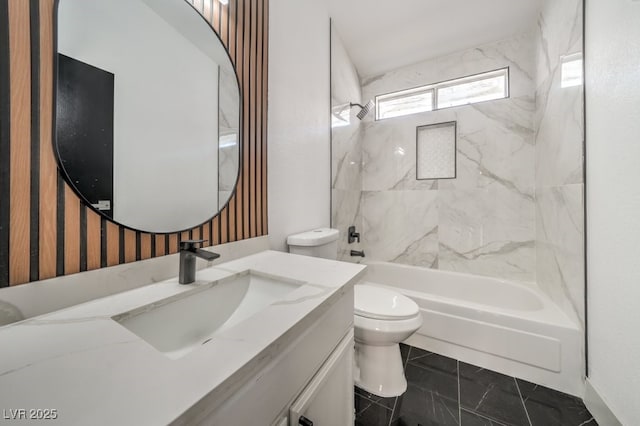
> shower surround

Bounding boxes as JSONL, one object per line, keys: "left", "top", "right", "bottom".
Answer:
{"left": 330, "top": 0, "right": 584, "bottom": 329}
{"left": 359, "top": 32, "right": 538, "bottom": 283}
{"left": 331, "top": 24, "right": 364, "bottom": 262}
{"left": 534, "top": 0, "right": 585, "bottom": 327}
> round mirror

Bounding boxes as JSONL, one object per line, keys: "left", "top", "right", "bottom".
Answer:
{"left": 55, "top": 0, "right": 240, "bottom": 233}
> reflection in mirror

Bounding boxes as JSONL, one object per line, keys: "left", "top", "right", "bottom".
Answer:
{"left": 56, "top": 0, "right": 240, "bottom": 233}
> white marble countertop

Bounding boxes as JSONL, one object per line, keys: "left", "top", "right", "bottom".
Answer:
{"left": 0, "top": 251, "right": 365, "bottom": 425}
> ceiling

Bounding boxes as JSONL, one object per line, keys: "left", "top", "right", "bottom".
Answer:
{"left": 323, "top": 0, "right": 541, "bottom": 78}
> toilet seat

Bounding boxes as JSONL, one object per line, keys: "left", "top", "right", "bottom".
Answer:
{"left": 355, "top": 284, "right": 419, "bottom": 321}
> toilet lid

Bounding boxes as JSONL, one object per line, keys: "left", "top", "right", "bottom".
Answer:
{"left": 354, "top": 284, "right": 419, "bottom": 320}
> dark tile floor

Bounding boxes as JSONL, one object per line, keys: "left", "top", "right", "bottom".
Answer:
{"left": 355, "top": 344, "right": 597, "bottom": 426}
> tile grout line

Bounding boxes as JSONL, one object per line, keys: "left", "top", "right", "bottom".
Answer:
{"left": 403, "top": 345, "right": 412, "bottom": 368}
{"left": 457, "top": 360, "right": 461, "bottom": 426}
{"left": 387, "top": 397, "right": 398, "bottom": 426}
{"left": 514, "top": 377, "right": 533, "bottom": 426}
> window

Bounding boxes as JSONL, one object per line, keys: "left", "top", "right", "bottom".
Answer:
{"left": 376, "top": 68, "right": 509, "bottom": 120}
{"left": 376, "top": 88, "right": 434, "bottom": 119}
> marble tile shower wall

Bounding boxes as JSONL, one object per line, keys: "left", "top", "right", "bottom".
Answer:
{"left": 534, "top": 0, "right": 585, "bottom": 326}
{"left": 359, "top": 33, "right": 538, "bottom": 282}
{"left": 331, "top": 26, "right": 364, "bottom": 261}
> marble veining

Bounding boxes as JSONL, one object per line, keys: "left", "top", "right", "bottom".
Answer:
{"left": 0, "top": 251, "right": 365, "bottom": 425}
{"left": 331, "top": 25, "right": 365, "bottom": 262}
{"left": 534, "top": 0, "right": 585, "bottom": 328}
{"left": 358, "top": 32, "right": 537, "bottom": 282}
{"left": 362, "top": 190, "right": 439, "bottom": 268}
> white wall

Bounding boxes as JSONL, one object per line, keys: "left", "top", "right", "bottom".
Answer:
{"left": 59, "top": 0, "right": 219, "bottom": 233}
{"left": 268, "top": 0, "right": 331, "bottom": 251}
{"left": 586, "top": 0, "right": 640, "bottom": 424}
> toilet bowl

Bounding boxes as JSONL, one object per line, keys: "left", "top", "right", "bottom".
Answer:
{"left": 286, "top": 229, "right": 422, "bottom": 397}
{"left": 354, "top": 284, "right": 422, "bottom": 397}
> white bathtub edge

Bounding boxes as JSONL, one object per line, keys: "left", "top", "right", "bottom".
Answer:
{"left": 406, "top": 332, "right": 584, "bottom": 397}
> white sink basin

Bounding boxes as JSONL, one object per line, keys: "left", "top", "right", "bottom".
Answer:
{"left": 113, "top": 270, "right": 303, "bottom": 359}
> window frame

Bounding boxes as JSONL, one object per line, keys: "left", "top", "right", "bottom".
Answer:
{"left": 375, "top": 67, "right": 510, "bottom": 121}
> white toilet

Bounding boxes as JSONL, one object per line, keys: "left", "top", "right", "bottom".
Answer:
{"left": 353, "top": 284, "right": 422, "bottom": 397}
{"left": 287, "top": 228, "right": 423, "bottom": 398}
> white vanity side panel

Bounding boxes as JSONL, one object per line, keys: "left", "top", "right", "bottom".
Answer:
{"left": 179, "top": 287, "right": 354, "bottom": 426}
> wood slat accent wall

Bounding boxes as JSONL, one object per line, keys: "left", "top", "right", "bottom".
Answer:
{"left": 0, "top": 0, "right": 268, "bottom": 287}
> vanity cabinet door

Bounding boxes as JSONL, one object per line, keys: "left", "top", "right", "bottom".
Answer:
{"left": 289, "top": 330, "right": 354, "bottom": 426}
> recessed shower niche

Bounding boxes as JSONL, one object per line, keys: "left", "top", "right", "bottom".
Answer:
{"left": 416, "top": 121, "right": 457, "bottom": 180}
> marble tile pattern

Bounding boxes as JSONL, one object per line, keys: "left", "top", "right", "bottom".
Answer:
{"left": 0, "top": 251, "right": 365, "bottom": 425}
{"left": 359, "top": 33, "right": 537, "bottom": 282}
{"left": 534, "top": 0, "right": 585, "bottom": 327}
{"left": 355, "top": 343, "right": 597, "bottom": 426}
{"left": 331, "top": 25, "right": 365, "bottom": 262}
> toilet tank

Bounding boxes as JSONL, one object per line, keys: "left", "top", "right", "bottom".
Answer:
{"left": 287, "top": 228, "right": 340, "bottom": 260}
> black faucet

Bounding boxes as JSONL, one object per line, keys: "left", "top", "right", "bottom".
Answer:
{"left": 350, "top": 250, "right": 365, "bottom": 258}
{"left": 179, "top": 240, "right": 220, "bottom": 284}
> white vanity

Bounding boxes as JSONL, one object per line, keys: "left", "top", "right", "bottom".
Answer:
{"left": 0, "top": 251, "right": 364, "bottom": 425}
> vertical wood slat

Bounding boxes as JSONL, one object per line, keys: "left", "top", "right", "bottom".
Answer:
{"left": 155, "top": 234, "right": 165, "bottom": 257}
{"left": 248, "top": 0, "right": 256, "bottom": 238}
{"left": 221, "top": 206, "right": 229, "bottom": 243}
{"left": 225, "top": 0, "right": 236, "bottom": 246}
{"left": 63, "top": 186, "right": 79, "bottom": 275}
{"left": 0, "top": 0, "right": 10, "bottom": 287}
{"left": 220, "top": 1, "right": 228, "bottom": 47}
{"left": 193, "top": 0, "right": 203, "bottom": 14}
{"left": 106, "top": 221, "right": 119, "bottom": 266}
{"left": 86, "top": 210, "right": 100, "bottom": 270}
{"left": 38, "top": 0, "right": 56, "bottom": 280}
{"left": 262, "top": 0, "right": 268, "bottom": 234}
{"left": 140, "top": 233, "right": 151, "bottom": 260}
{"left": 2, "top": 0, "right": 268, "bottom": 286}
{"left": 235, "top": 0, "right": 244, "bottom": 241}
{"left": 212, "top": 217, "right": 220, "bottom": 245}
{"left": 204, "top": 1, "right": 212, "bottom": 25}
{"left": 28, "top": 0, "right": 40, "bottom": 282}
{"left": 124, "top": 229, "right": 136, "bottom": 263}
{"left": 228, "top": 0, "right": 236, "bottom": 62}
{"left": 168, "top": 234, "right": 178, "bottom": 254}
{"left": 8, "top": 0, "right": 31, "bottom": 285}
{"left": 212, "top": 0, "right": 220, "bottom": 32}
{"left": 202, "top": 222, "right": 211, "bottom": 246}
{"left": 242, "top": 0, "right": 250, "bottom": 239}
{"left": 255, "top": 0, "right": 263, "bottom": 236}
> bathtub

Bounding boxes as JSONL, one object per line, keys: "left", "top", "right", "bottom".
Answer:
{"left": 359, "top": 261, "right": 584, "bottom": 396}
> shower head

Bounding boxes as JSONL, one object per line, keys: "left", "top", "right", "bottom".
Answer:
{"left": 350, "top": 100, "right": 374, "bottom": 120}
